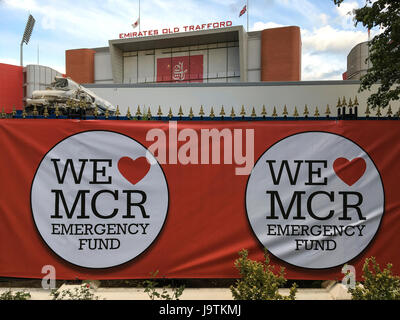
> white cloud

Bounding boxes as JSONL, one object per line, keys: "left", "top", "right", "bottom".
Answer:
{"left": 3, "top": 0, "right": 221, "bottom": 42}
{"left": 336, "top": 1, "right": 359, "bottom": 18}
{"left": 3, "top": 0, "right": 37, "bottom": 10}
{"left": 0, "top": 57, "right": 20, "bottom": 66}
{"left": 41, "top": 15, "right": 56, "bottom": 30}
{"left": 279, "top": 0, "right": 322, "bottom": 21}
{"left": 250, "top": 23, "right": 367, "bottom": 80}
{"left": 302, "top": 52, "right": 345, "bottom": 81}
{"left": 48, "top": 64, "right": 65, "bottom": 74}
{"left": 319, "top": 13, "right": 329, "bottom": 26}
{"left": 335, "top": 1, "right": 360, "bottom": 29}
{"left": 300, "top": 24, "right": 368, "bottom": 80}
{"left": 252, "top": 21, "right": 284, "bottom": 31}
{"left": 3, "top": 0, "right": 136, "bottom": 41}
{"left": 302, "top": 25, "right": 367, "bottom": 54}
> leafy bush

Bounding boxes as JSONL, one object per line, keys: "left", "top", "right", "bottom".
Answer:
{"left": 50, "top": 283, "right": 101, "bottom": 300}
{"left": 0, "top": 290, "right": 31, "bottom": 300}
{"left": 349, "top": 257, "right": 400, "bottom": 300}
{"left": 143, "top": 270, "right": 185, "bottom": 300}
{"left": 230, "top": 249, "right": 297, "bottom": 300}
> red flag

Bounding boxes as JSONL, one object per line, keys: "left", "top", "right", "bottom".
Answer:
{"left": 239, "top": 5, "right": 246, "bottom": 17}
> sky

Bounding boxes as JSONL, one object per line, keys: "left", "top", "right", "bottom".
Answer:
{"left": 0, "top": 0, "right": 373, "bottom": 80}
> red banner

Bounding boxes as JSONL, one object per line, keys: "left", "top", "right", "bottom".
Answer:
{"left": 0, "top": 119, "right": 399, "bottom": 280}
{"left": 157, "top": 55, "right": 203, "bottom": 83}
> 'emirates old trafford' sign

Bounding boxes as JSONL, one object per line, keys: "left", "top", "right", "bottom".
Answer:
{"left": 119, "top": 21, "right": 233, "bottom": 39}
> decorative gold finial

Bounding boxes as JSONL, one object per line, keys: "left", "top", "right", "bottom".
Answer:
{"left": 116, "top": 105, "right": 121, "bottom": 117}
{"left": 282, "top": 105, "right": 288, "bottom": 117}
{"left": 348, "top": 98, "right": 353, "bottom": 108}
{"left": 33, "top": 105, "right": 38, "bottom": 117}
{"left": 293, "top": 106, "right": 299, "bottom": 117}
{"left": 365, "top": 105, "right": 370, "bottom": 117}
{"left": 147, "top": 107, "right": 152, "bottom": 119}
{"left": 136, "top": 105, "right": 142, "bottom": 117}
{"left": 261, "top": 105, "right": 267, "bottom": 118}
{"left": 53, "top": 105, "right": 58, "bottom": 117}
{"left": 168, "top": 107, "right": 173, "bottom": 119}
{"left": 43, "top": 105, "right": 49, "bottom": 118}
{"left": 336, "top": 97, "right": 342, "bottom": 108}
{"left": 230, "top": 107, "right": 236, "bottom": 118}
{"left": 199, "top": 105, "right": 205, "bottom": 118}
{"left": 303, "top": 104, "right": 309, "bottom": 117}
{"left": 22, "top": 106, "right": 27, "bottom": 118}
{"left": 325, "top": 104, "right": 331, "bottom": 117}
{"left": 376, "top": 106, "right": 381, "bottom": 117}
{"left": 251, "top": 107, "right": 256, "bottom": 118}
{"left": 386, "top": 105, "right": 393, "bottom": 117}
{"left": 240, "top": 105, "right": 246, "bottom": 118}
{"left": 354, "top": 96, "right": 359, "bottom": 106}
{"left": 209, "top": 106, "right": 215, "bottom": 118}
{"left": 178, "top": 105, "right": 183, "bottom": 118}
{"left": 342, "top": 96, "right": 347, "bottom": 107}
{"left": 157, "top": 105, "right": 163, "bottom": 117}
{"left": 272, "top": 106, "right": 277, "bottom": 117}
{"left": 126, "top": 107, "right": 132, "bottom": 119}
{"left": 220, "top": 105, "right": 225, "bottom": 118}
{"left": 189, "top": 107, "right": 194, "bottom": 119}
{"left": 314, "top": 106, "right": 320, "bottom": 117}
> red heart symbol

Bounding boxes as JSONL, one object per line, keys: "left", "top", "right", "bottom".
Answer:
{"left": 118, "top": 156, "right": 150, "bottom": 185}
{"left": 333, "top": 157, "right": 366, "bottom": 186}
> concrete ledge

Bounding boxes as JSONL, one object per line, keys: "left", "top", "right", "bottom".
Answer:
{"left": 327, "top": 283, "right": 352, "bottom": 300}
{"left": 0, "top": 285, "right": 352, "bottom": 300}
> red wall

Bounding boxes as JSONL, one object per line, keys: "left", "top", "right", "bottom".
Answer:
{"left": 0, "top": 63, "right": 23, "bottom": 112}
{"left": 261, "top": 26, "right": 302, "bottom": 81}
{"left": 65, "top": 49, "right": 95, "bottom": 84}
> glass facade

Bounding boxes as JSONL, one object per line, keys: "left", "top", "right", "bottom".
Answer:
{"left": 122, "top": 41, "right": 240, "bottom": 84}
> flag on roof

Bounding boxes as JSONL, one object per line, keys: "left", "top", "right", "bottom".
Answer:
{"left": 239, "top": 5, "right": 247, "bottom": 17}
{"left": 132, "top": 17, "right": 140, "bottom": 29}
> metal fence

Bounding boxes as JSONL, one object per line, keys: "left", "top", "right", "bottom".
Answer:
{"left": 1, "top": 96, "right": 399, "bottom": 120}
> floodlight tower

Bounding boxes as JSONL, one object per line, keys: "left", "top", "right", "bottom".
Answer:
{"left": 20, "top": 14, "right": 35, "bottom": 66}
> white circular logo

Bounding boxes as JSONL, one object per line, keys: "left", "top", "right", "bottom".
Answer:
{"left": 31, "top": 131, "right": 169, "bottom": 268}
{"left": 246, "top": 132, "right": 384, "bottom": 269}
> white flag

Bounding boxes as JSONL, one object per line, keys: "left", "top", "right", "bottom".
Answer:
{"left": 132, "top": 17, "right": 140, "bottom": 29}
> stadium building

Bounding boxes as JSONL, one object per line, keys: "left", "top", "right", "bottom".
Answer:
{"left": 65, "top": 24, "right": 302, "bottom": 84}
{"left": 2, "top": 24, "right": 397, "bottom": 117}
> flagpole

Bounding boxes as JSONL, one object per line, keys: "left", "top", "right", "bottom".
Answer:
{"left": 139, "top": 0, "right": 141, "bottom": 33}
{"left": 247, "top": 0, "right": 249, "bottom": 31}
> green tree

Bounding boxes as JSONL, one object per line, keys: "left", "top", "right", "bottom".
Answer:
{"left": 230, "top": 249, "right": 297, "bottom": 300}
{"left": 334, "top": 0, "right": 400, "bottom": 109}
{"left": 349, "top": 257, "right": 400, "bottom": 300}
{"left": 143, "top": 270, "right": 185, "bottom": 300}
